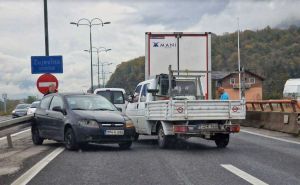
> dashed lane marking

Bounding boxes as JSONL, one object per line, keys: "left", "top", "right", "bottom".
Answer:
{"left": 221, "top": 164, "right": 268, "bottom": 185}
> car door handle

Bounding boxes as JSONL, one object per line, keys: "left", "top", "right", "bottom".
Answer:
{"left": 136, "top": 104, "right": 139, "bottom": 109}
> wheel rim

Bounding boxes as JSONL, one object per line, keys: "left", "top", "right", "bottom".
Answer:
{"left": 158, "top": 127, "right": 164, "bottom": 145}
{"left": 65, "top": 132, "right": 72, "bottom": 148}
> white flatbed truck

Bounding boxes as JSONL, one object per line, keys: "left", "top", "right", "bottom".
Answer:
{"left": 126, "top": 32, "right": 245, "bottom": 148}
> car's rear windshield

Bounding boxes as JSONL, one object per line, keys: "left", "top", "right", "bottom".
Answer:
{"left": 66, "top": 95, "right": 117, "bottom": 111}
{"left": 16, "top": 104, "right": 30, "bottom": 109}
{"left": 30, "top": 102, "right": 40, "bottom": 108}
{"left": 96, "top": 91, "right": 125, "bottom": 104}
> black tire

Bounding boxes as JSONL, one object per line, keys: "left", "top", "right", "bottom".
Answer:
{"left": 157, "top": 125, "right": 176, "bottom": 149}
{"left": 134, "top": 133, "right": 139, "bottom": 141}
{"left": 215, "top": 134, "right": 230, "bottom": 148}
{"left": 31, "top": 126, "right": 44, "bottom": 145}
{"left": 64, "top": 128, "right": 79, "bottom": 150}
{"left": 119, "top": 141, "right": 132, "bottom": 149}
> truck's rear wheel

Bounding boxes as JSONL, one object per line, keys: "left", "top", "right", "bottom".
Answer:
{"left": 215, "top": 134, "right": 229, "bottom": 148}
{"left": 158, "top": 125, "right": 175, "bottom": 148}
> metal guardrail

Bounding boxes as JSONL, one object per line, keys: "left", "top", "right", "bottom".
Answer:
{"left": 0, "top": 115, "right": 34, "bottom": 148}
{"left": 246, "top": 100, "right": 300, "bottom": 112}
{"left": 0, "top": 115, "right": 33, "bottom": 130}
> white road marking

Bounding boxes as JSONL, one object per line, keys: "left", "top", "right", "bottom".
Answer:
{"left": 11, "top": 147, "right": 65, "bottom": 185}
{"left": 221, "top": 164, "right": 268, "bottom": 185}
{"left": 0, "top": 128, "right": 31, "bottom": 141}
{"left": 241, "top": 130, "right": 300, "bottom": 145}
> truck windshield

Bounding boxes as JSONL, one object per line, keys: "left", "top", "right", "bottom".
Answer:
{"left": 96, "top": 91, "right": 125, "bottom": 104}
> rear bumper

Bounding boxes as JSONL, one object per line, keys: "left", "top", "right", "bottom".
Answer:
{"left": 74, "top": 126, "right": 136, "bottom": 144}
{"left": 173, "top": 124, "right": 240, "bottom": 135}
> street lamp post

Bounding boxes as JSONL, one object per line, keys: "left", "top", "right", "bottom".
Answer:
{"left": 102, "top": 71, "right": 113, "bottom": 88}
{"left": 100, "top": 63, "right": 113, "bottom": 87}
{"left": 70, "top": 18, "right": 110, "bottom": 93}
{"left": 85, "top": 47, "right": 111, "bottom": 88}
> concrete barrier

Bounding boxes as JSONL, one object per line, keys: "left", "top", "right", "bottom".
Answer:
{"left": 237, "top": 111, "right": 300, "bottom": 135}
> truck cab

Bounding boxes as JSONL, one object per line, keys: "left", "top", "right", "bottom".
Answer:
{"left": 126, "top": 79, "right": 155, "bottom": 134}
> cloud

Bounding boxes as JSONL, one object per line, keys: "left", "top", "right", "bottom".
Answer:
{"left": 186, "top": 0, "right": 300, "bottom": 34}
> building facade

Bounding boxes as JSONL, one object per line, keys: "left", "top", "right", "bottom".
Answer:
{"left": 213, "top": 71, "right": 264, "bottom": 100}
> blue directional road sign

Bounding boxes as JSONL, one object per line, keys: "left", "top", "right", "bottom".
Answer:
{"left": 31, "top": 56, "right": 63, "bottom": 74}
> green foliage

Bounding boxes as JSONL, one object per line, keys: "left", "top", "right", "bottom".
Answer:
{"left": 0, "top": 99, "right": 20, "bottom": 115}
{"left": 25, "top": 96, "right": 37, "bottom": 104}
{"left": 107, "top": 26, "right": 300, "bottom": 99}
{"left": 212, "top": 25, "right": 300, "bottom": 99}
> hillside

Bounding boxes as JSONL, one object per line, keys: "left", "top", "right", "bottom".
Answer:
{"left": 106, "top": 26, "right": 300, "bottom": 98}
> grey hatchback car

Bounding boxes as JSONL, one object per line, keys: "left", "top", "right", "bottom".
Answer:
{"left": 12, "top": 103, "right": 30, "bottom": 118}
{"left": 32, "top": 93, "right": 136, "bottom": 150}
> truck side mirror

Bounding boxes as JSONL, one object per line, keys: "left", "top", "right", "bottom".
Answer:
{"left": 127, "top": 94, "right": 134, "bottom": 103}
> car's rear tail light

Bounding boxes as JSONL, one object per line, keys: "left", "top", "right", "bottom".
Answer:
{"left": 173, "top": 125, "right": 188, "bottom": 133}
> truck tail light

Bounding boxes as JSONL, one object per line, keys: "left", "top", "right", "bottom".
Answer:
{"left": 173, "top": 125, "right": 188, "bottom": 133}
{"left": 227, "top": 124, "right": 240, "bottom": 133}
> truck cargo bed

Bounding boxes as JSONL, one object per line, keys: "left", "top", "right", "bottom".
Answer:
{"left": 145, "top": 100, "right": 246, "bottom": 121}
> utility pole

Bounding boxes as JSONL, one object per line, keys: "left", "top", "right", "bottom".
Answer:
{"left": 237, "top": 17, "right": 242, "bottom": 99}
{"left": 44, "top": 0, "right": 49, "bottom": 56}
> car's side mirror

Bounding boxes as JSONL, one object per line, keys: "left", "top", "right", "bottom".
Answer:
{"left": 116, "top": 107, "right": 122, "bottom": 112}
{"left": 52, "top": 106, "right": 66, "bottom": 115}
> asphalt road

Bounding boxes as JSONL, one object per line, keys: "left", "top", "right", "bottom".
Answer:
{"left": 24, "top": 131, "right": 300, "bottom": 185}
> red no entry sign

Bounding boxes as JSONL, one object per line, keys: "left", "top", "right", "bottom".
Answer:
{"left": 36, "top": 73, "right": 58, "bottom": 94}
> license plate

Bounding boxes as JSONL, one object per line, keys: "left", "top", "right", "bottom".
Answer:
{"left": 105, "top": 130, "right": 124, "bottom": 135}
{"left": 198, "top": 124, "right": 219, "bottom": 130}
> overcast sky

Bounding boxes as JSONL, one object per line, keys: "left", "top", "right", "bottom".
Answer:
{"left": 0, "top": 0, "right": 300, "bottom": 99}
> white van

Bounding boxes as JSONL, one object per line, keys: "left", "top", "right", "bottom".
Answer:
{"left": 283, "top": 79, "right": 300, "bottom": 100}
{"left": 94, "top": 88, "right": 127, "bottom": 112}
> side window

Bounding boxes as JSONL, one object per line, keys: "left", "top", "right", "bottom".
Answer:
{"left": 97, "top": 91, "right": 112, "bottom": 102}
{"left": 49, "top": 96, "right": 64, "bottom": 110}
{"left": 140, "top": 84, "right": 149, "bottom": 102}
{"left": 113, "top": 91, "right": 125, "bottom": 104}
{"left": 133, "top": 85, "right": 142, "bottom": 103}
{"left": 249, "top": 77, "right": 255, "bottom": 84}
{"left": 40, "top": 96, "right": 53, "bottom": 110}
{"left": 230, "top": 78, "right": 235, "bottom": 85}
